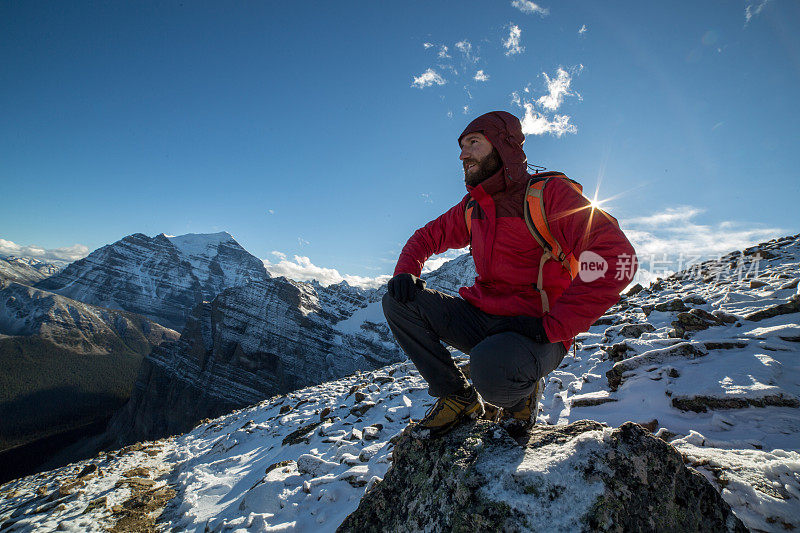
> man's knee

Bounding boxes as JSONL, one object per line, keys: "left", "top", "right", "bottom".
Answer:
{"left": 469, "top": 333, "right": 540, "bottom": 408}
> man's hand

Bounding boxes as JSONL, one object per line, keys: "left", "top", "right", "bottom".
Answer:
{"left": 387, "top": 273, "right": 426, "bottom": 303}
{"left": 486, "top": 316, "right": 549, "bottom": 344}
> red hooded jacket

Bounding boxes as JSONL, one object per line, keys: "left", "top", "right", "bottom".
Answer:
{"left": 394, "top": 111, "right": 637, "bottom": 344}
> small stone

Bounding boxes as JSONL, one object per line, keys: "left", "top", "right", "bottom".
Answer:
{"left": 354, "top": 391, "right": 367, "bottom": 403}
{"left": 363, "top": 426, "right": 381, "bottom": 440}
{"left": 750, "top": 280, "right": 769, "bottom": 289}
{"left": 350, "top": 401, "right": 376, "bottom": 417}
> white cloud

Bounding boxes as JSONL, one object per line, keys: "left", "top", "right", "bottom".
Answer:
{"left": 298, "top": 237, "right": 310, "bottom": 246}
{"left": 267, "top": 209, "right": 275, "bottom": 215}
{"left": 438, "top": 45, "right": 450, "bottom": 59}
{"left": 745, "top": 0, "right": 770, "bottom": 24}
{"left": 578, "top": 24, "right": 587, "bottom": 35}
{"left": 620, "top": 206, "right": 784, "bottom": 280}
{"left": 511, "top": 0, "right": 549, "bottom": 16}
{"left": 423, "top": 42, "right": 433, "bottom": 49}
{"left": 412, "top": 68, "right": 446, "bottom": 88}
{"left": 503, "top": 24, "right": 524, "bottom": 56}
{"left": 474, "top": 70, "right": 489, "bottom": 82}
{"left": 421, "top": 193, "right": 433, "bottom": 204}
{"left": 537, "top": 67, "right": 580, "bottom": 111}
{"left": 463, "top": 105, "right": 470, "bottom": 114}
{"left": 0, "top": 238, "right": 89, "bottom": 264}
{"left": 455, "top": 40, "right": 477, "bottom": 62}
{"left": 263, "top": 254, "right": 390, "bottom": 289}
{"left": 510, "top": 91, "right": 522, "bottom": 107}
{"left": 520, "top": 103, "right": 577, "bottom": 137}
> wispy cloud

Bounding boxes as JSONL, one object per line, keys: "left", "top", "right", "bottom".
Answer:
{"left": 503, "top": 24, "right": 524, "bottom": 56}
{"left": 423, "top": 42, "right": 433, "bottom": 49}
{"left": 537, "top": 66, "right": 580, "bottom": 111}
{"left": 745, "top": 0, "right": 770, "bottom": 24}
{"left": 0, "top": 238, "right": 89, "bottom": 264}
{"left": 438, "top": 45, "right": 450, "bottom": 59}
{"left": 474, "top": 70, "right": 489, "bottom": 82}
{"left": 511, "top": 0, "right": 549, "bottom": 16}
{"left": 421, "top": 193, "right": 433, "bottom": 204}
{"left": 578, "top": 24, "right": 587, "bottom": 35}
{"left": 263, "top": 252, "right": 390, "bottom": 289}
{"left": 412, "top": 68, "right": 447, "bottom": 88}
{"left": 298, "top": 237, "right": 310, "bottom": 246}
{"left": 267, "top": 209, "right": 275, "bottom": 215}
{"left": 625, "top": 206, "right": 705, "bottom": 227}
{"left": 455, "top": 40, "right": 477, "bottom": 62}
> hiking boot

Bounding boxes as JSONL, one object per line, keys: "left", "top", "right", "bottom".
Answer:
{"left": 415, "top": 386, "right": 484, "bottom": 437}
{"left": 500, "top": 377, "right": 546, "bottom": 441}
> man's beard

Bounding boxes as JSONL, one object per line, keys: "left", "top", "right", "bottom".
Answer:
{"left": 464, "top": 148, "right": 503, "bottom": 187}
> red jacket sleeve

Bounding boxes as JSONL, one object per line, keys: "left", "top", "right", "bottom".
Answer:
{"left": 394, "top": 195, "right": 472, "bottom": 277}
{"left": 542, "top": 179, "right": 638, "bottom": 342}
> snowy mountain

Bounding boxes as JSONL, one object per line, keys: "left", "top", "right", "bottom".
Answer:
{"left": 1, "top": 234, "right": 798, "bottom": 532}
{"left": 103, "top": 273, "right": 402, "bottom": 448}
{"left": 37, "top": 232, "right": 269, "bottom": 330}
{"left": 0, "top": 256, "right": 61, "bottom": 285}
{"left": 0, "top": 279, "right": 178, "bottom": 479}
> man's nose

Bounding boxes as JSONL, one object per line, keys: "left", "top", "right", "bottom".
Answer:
{"left": 459, "top": 148, "right": 469, "bottom": 160}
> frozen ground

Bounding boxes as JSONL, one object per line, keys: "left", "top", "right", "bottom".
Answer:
{"left": 1, "top": 235, "right": 798, "bottom": 532}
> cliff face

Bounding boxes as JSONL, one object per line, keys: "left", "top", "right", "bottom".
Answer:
{"left": 36, "top": 232, "right": 268, "bottom": 330}
{"left": 105, "top": 275, "right": 402, "bottom": 446}
{"left": 0, "top": 279, "right": 177, "bottom": 454}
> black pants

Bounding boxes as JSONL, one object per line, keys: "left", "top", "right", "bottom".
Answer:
{"left": 382, "top": 289, "right": 567, "bottom": 410}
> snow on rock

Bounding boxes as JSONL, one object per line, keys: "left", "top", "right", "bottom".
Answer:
{"left": 2, "top": 233, "right": 800, "bottom": 531}
{"left": 37, "top": 232, "right": 269, "bottom": 330}
{"left": 341, "top": 420, "right": 745, "bottom": 532}
{"left": 0, "top": 256, "right": 61, "bottom": 284}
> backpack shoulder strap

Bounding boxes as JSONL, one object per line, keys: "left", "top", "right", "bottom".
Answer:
{"left": 464, "top": 198, "right": 475, "bottom": 235}
{"left": 524, "top": 176, "right": 582, "bottom": 311}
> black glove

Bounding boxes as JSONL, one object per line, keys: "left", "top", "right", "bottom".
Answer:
{"left": 387, "top": 273, "right": 426, "bottom": 303}
{"left": 486, "top": 316, "right": 549, "bottom": 344}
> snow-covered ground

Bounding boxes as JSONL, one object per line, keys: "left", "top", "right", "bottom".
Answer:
{"left": 1, "top": 235, "right": 798, "bottom": 532}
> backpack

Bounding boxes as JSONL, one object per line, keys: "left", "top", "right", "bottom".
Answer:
{"left": 464, "top": 172, "right": 616, "bottom": 313}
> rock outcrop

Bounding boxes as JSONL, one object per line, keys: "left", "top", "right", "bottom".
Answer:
{"left": 339, "top": 420, "right": 747, "bottom": 532}
{"left": 37, "top": 232, "right": 268, "bottom": 330}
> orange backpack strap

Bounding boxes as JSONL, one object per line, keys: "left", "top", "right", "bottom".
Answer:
{"left": 524, "top": 177, "right": 582, "bottom": 312}
{"left": 464, "top": 198, "right": 476, "bottom": 254}
{"left": 465, "top": 198, "right": 475, "bottom": 235}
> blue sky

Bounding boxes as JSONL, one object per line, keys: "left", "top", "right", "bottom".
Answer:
{"left": 2, "top": 1, "right": 798, "bottom": 286}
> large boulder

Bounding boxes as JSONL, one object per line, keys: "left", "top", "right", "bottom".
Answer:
{"left": 339, "top": 420, "right": 745, "bottom": 532}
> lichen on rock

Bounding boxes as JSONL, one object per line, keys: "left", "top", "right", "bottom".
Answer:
{"left": 338, "top": 420, "right": 746, "bottom": 532}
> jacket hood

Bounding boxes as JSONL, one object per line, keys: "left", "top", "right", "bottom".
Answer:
{"left": 458, "top": 110, "right": 528, "bottom": 182}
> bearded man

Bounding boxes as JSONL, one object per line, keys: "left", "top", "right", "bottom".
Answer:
{"left": 382, "top": 110, "right": 638, "bottom": 438}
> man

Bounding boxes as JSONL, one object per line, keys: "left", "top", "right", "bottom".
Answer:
{"left": 382, "top": 110, "right": 637, "bottom": 438}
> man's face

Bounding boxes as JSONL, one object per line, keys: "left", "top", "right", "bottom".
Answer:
{"left": 459, "top": 132, "right": 502, "bottom": 187}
